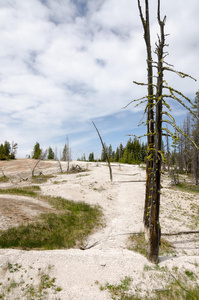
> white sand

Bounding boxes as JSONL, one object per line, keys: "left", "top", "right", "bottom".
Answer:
{"left": 0, "top": 161, "right": 198, "bottom": 299}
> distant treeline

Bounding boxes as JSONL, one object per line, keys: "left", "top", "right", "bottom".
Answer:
{"left": 79, "top": 137, "right": 148, "bottom": 164}
{"left": 27, "top": 141, "right": 71, "bottom": 162}
{"left": 0, "top": 141, "right": 18, "bottom": 160}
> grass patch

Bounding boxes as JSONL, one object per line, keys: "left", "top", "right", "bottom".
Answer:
{"left": 32, "top": 174, "right": 54, "bottom": 183}
{"left": 159, "top": 239, "right": 176, "bottom": 256}
{"left": 153, "top": 273, "right": 199, "bottom": 300}
{"left": 98, "top": 276, "right": 140, "bottom": 300}
{"left": 0, "top": 195, "right": 102, "bottom": 250}
{"left": 0, "top": 186, "right": 41, "bottom": 197}
{"left": 76, "top": 173, "right": 90, "bottom": 177}
{"left": 98, "top": 272, "right": 199, "bottom": 300}
{"left": 0, "top": 263, "right": 62, "bottom": 299}
{"left": 172, "top": 182, "right": 199, "bottom": 194}
{"left": 0, "top": 176, "right": 9, "bottom": 183}
{"left": 128, "top": 233, "right": 175, "bottom": 257}
{"left": 128, "top": 233, "right": 148, "bottom": 257}
{"left": 53, "top": 180, "right": 68, "bottom": 184}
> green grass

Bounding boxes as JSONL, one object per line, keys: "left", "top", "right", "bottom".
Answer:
{"left": 98, "top": 272, "right": 199, "bottom": 300}
{"left": 159, "top": 239, "right": 176, "bottom": 256}
{"left": 128, "top": 233, "right": 148, "bottom": 257}
{"left": 0, "top": 263, "right": 62, "bottom": 299}
{"left": 76, "top": 173, "right": 90, "bottom": 177}
{"left": 0, "top": 195, "right": 102, "bottom": 250}
{"left": 0, "top": 176, "right": 9, "bottom": 183}
{"left": 99, "top": 276, "right": 141, "bottom": 300}
{"left": 128, "top": 233, "right": 175, "bottom": 257}
{"left": 0, "top": 186, "right": 41, "bottom": 197}
{"left": 172, "top": 182, "right": 199, "bottom": 194}
{"left": 153, "top": 275, "right": 199, "bottom": 300}
{"left": 32, "top": 174, "right": 54, "bottom": 183}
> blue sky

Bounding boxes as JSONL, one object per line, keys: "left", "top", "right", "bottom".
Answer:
{"left": 0, "top": 0, "right": 199, "bottom": 159}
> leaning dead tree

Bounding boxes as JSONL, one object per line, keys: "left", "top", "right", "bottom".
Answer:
{"left": 55, "top": 155, "right": 63, "bottom": 173}
{"left": 27, "top": 159, "right": 41, "bottom": 177}
{"left": 92, "top": 120, "right": 113, "bottom": 183}
{"left": 127, "top": 0, "right": 198, "bottom": 263}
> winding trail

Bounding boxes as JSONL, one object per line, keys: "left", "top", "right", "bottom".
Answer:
{"left": 85, "top": 168, "right": 145, "bottom": 251}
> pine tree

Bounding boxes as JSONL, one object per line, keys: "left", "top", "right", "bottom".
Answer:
{"left": 114, "top": 147, "right": 120, "bottom": 162}
{"left": 0, "top": 144, "right": 5, "bottom": 160}
{"left": 32, "top": 142, "right": 42, "bottom": 159}
{"left": 47, "top": 147, "right": 55, "bottom": 160}
{"left": 4, "top": 141, "right": 11, "bottom": 158}
{"left": 88, "top": 152, "right": 94, "bottom": 161}
{"left": 62, "top": 145, "right": 68, "bottom": 161}
{"left": 108, "top": 145, "right": 113, "bottom": 159}
{"left": 101, "top": 143, "right": 108, "bottom": 162}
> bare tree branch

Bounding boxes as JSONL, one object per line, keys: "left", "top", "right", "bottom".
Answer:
{"left": 27, "top": 160, "right": 41, "bottom": 177}
{"left": 91, "top": 120, "right": 113, "bottom": 183}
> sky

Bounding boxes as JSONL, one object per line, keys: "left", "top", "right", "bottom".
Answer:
{"left": 0, "top": 0, "right": 199, "bottom": 160}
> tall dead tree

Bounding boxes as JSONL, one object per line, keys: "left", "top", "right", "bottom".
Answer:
{"left": 137, "top": 0, "right": 155, "bottom": 241}
{"left": 147, "top": 1, "right": 165, "bottom": 262}
{"left": 133, "top": 0, "right": 198, "bottom": 263}
{"left": 62, "top": 135, "right": 71, "bottom": 172}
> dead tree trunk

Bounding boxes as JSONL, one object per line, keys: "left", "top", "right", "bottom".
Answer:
{"left": 55, "top": 156, "right": 63, "bottom": 173}
{"left": 136, "top": 0, "right": 197, "bottom": 264}
{"left": 137, "top": 0, "right": 155, "bottom": 241}
{"left": 27, "top": 159, "right": 41, "bottom": 177}
{"left": 147, "top": 0, "right": 165, "bottom": 263}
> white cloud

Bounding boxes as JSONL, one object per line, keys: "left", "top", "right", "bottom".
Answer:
{"left": 0, "top": 0, "right": 198, "bottom": 158}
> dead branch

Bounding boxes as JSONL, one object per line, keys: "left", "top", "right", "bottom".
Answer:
{"left": 27, "top": 159, "right": 41, "bottom": 177}
{"left": 71, "top": 164, "right": 82, "bottom": 172}
{"left": 55, "top": 156, "right": 63, "bottom": 173}
{"left": 117, "top": 180, "right": 146, "bottom": 183}
{"left": 80, "top": 241, "right": 100, "bottom": 250}
{"left": 18, "top": 174, "right": 28, "bottom": 181}
{"left": 115, "top": 230, "right": 199, "bottom": 236}
{"left": 122, "top": 96, "right": 147, "bottom": 109}
{"left": 163, "top": 67, "right": 197, "bottom": 81}
{"left": 118, "top": 173, "right": 141, "bottom": 176}
{"left": 162, "top": 231, "right": 199, "bottom": 236}
{"left": 92, "top": 120, "right": 113, "bottom": 183}
{"left": 169, "top": 273, "right": 189, "bottom": 293}
{"left": 32, "top": 160, "right": 41, "bottom": 177}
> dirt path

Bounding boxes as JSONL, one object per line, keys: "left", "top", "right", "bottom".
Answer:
{"left": 85, "top": 173, "right": 145, "bottom": 251}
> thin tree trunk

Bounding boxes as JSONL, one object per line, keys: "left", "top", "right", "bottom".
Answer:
{"left": 92, "top": 120, "right": 113, "bottom": 183}
{"left": 147, "top": 0, "right": 165, "bottom": 263}
{"left": 137, "top": 0, "right": 155, "bottom": 242}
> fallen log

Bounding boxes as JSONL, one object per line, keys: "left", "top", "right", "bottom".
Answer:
{"left": 162, "top": 231, "right": 199, "bottom": 236}
{"left": 112, "top": 230, "right": 199, "bottom": 236}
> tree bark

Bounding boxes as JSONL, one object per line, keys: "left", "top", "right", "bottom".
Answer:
{"left": 137, "top": 0, "right": 155, "bottom": 242}
{"left": 147, "top": 0, "right": 165, "bottom": 263}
